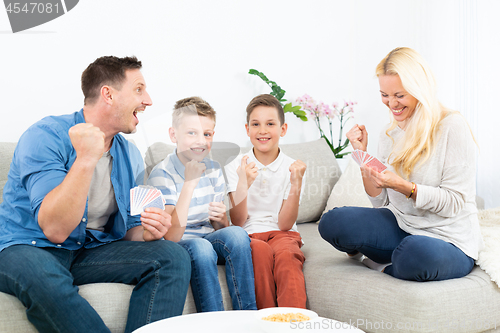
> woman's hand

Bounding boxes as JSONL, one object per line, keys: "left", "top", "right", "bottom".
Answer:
{"left": 361, "top": 166, "right": 395, "bottom": 188}
{"left": 361, "top": 165, "right": 415, "bottom": 198}
{"left": 346, "top": 124, "right": 368, "bottom": 151}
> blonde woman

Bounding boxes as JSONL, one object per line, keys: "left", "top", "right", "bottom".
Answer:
{"left": 319, "top": 47, "right": 484, "bottom": 281}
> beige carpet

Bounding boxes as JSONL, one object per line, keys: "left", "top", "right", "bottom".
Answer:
{"left": 476, "top": 208, "right": 500, "bottom": 288}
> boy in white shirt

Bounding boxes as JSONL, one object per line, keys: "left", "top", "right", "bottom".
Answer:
{"left": 225, "top": 94, "right": 307, "bottom": 309}
{"left": 148, "top": 97, "right": 256, "bottom": 312}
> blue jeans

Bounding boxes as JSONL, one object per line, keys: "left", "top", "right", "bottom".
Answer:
{"left": 179, "top": 226, "right": 257, "bottom": 312}
{"left": 0, "top": 240, "right": 191, "bottom": 333}
{"left": 318, "top": 207, "right": 475, "bottom": 281}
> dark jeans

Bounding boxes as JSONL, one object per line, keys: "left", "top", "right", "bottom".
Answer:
{"left": 319, "top": 206, "right": 474, "bottom": 281}
{"left": 0, "top": 240, "right": 191, "bottom": 333}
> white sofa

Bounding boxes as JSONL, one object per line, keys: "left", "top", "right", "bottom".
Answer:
{"left": 1, "top": 139, "right": 500, "bottom": 333}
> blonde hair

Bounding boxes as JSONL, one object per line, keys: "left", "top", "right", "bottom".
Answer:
{"left": 172, "top": 96, "right": 216, "bottom": 128}
{"left": 376, "top": 47, "right": 450, "bottom": 179}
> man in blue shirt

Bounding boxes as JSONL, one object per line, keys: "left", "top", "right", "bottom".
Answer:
{"left": 0, "top": 56, "right": 191, "bottom": 333}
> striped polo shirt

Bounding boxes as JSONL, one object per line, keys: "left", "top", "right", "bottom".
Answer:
{"left": 147, "top": 150, "right": 225, "bottom": 240}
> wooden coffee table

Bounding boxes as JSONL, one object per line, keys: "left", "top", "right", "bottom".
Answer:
{"left": 133, "top": 310, "right": 364, "bottom": 332}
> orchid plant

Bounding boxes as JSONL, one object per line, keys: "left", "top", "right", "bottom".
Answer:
{"left": 296, "top": 94, "right": 356, "bottom": 158}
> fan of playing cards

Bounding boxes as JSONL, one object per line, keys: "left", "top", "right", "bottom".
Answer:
{"left": 351, "top": 149, "right": 387, "bottom": 173}
{"left": 130, "top": 185, "right": 166, "bottom": 216}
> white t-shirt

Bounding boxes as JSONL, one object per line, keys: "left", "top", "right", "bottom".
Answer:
{"left": 87, "top": 151, "right": 118, "bottom": 231}
{"left": 225, "top": 148, "right": 304, "bottom": 235}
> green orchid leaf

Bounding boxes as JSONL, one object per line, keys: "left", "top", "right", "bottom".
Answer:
{"left": 335, "top": 151, "right": 351, "bottom": 158}
{"left": 272, "top": 86, "right": 285, "bottom": 100}
{"left": 321, "top": 134, "right": 334, "bottom": 150}
{"left": 283, "top": 103, "right": 293, "bottom": 111}
{"left": 331, "top": 138, "right": 351, "bottom": 158}
{"left": 249, "top": 69, "right": 269, "bottom": 83}
{"left": 339, "top": 139, "right": 350, "bottom": 150}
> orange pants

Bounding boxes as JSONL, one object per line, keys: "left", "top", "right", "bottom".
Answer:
{"left": 249, "top": 230, "right": 306, "bottom": 309}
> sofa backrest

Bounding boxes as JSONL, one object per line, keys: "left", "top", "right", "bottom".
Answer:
{"left": 144, "top": 138, "right": 341, "bottom": 223}
{"left": 0, "top": 143, "right": 17, "bottom": 204}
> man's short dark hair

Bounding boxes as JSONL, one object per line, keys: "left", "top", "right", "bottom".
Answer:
{"left": 246, "top": 94, "right": 285, "bottom": 125}
{"left": 81, "top": 56, "right": 142, "bottom": 105}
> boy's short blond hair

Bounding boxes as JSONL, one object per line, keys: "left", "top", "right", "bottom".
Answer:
{"left": 172, "top": 96, "right": 216, "bottom": 128}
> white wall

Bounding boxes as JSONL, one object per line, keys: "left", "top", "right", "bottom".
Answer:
{"left": 476, "top": 0, "right": 500, "bottom": 210}
{"left": 1, "top": 0, "right": 499, "bottom": 208}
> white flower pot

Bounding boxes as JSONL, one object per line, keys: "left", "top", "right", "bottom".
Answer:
{"left": 336, "top": 158, "right": 349, "bottom": 173}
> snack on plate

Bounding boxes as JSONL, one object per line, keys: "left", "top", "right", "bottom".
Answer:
{"left": 262, "top": 312, "right": 310, "bottom": 322}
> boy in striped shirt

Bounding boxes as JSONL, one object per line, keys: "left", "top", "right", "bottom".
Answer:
{"left": 147, "top": 97, "right": 256, "bottom": 312}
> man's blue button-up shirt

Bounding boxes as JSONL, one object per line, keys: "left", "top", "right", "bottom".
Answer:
{"left": 0, "top": 109, "right": 144, "bottom": 252}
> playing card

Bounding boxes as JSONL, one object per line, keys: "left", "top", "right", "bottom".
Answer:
{"left": 139, "top": 188, "right": 159, "bottom": 208}
{"left": 351, "top": 149, "right": 364, "bottom": 165}
{"left": 366, "top": 158, "right": 387, "bottom": 173}
{"left": 134, "top": 187, "right": 148, "bottom": 209}
{"left": 130, "top": 188, "right": 135, "bottom": 211}
{"left": 142, "top": 195, "right": 165, "bottom": 211}
{"left": 130, "top": 186, "right": 166, "bottom": 216}
{"left": 351, "top": 149, "right": 387, "bottom": 172}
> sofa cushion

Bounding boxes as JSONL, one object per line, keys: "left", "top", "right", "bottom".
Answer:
{"left": 0, "top": 142, "right": 17, "bottom": 204}
{"left": 299, "top": 221, "right": 500, "bottom": 333}
{"left": 0, "top": 292, "right": 38, "bottom": 333}
{"left": 144, "top": 142, "right": 175, "bottom": 180}
{"left": 322, "top": 156, "right": 372, "bottom": 215}
{"left": 0, "top": 283, "right": 133, "bottom": 333}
